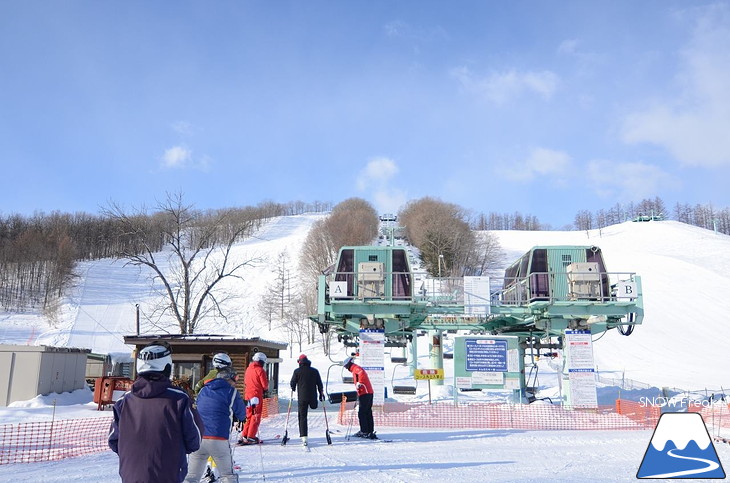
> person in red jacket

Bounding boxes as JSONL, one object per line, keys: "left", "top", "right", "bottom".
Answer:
{"left": 343, "top": 356, "right": 377, "bottom": 439}
{"left": 239, "top": 352, "right": 269, "bottom": 444}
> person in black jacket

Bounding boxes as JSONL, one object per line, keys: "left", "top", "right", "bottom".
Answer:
{"left": 289, "top": 354, "right": 324, "bottom": 446}
{"left": 109, "top": 341, "right": 204, "bottom": 483}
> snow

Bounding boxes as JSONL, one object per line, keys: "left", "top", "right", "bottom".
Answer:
{"left": 1, "top": 216, "right": 730, "bottom": 481}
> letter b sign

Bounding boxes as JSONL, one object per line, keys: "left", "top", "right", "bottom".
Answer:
{"left": 616, "top": 281, "right": 637, "bottom": 299}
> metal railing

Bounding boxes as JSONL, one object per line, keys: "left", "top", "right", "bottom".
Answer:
{"left": 325, "top": 270, "right": 640, "bottom": 307}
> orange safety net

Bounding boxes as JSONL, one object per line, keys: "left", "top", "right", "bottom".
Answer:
{"left": 0, "top": 396, "right": 280, "bottom": 465}
{"left": 690, "top": 404, "right": 730, "bottom": 429}
{"left": 261, "top": 395, "right": 279, "bottom": 418}
{"left": 0, "top": 417, "right": 112, "bottom": 465}
{"left": 337, "top": 399, "right": 659, "bottom": 431}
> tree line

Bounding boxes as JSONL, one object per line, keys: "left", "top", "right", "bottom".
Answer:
{"left": 0, "top": 199, "right": 331, "bottom": 313}
{"left": 572, "top": 197, "right": 730, "bottom": 234}
{"left": 471, "top": 197, "right": 730, "bottom": 235}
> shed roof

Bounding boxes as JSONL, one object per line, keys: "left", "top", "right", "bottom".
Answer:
{"left": 123, "top": 334, "right": 287, "bottom": 350}
{"left": 0, "top": 344, "right": 91, "bottom": 353}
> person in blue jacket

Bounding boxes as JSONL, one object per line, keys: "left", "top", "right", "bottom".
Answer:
{"left": 109, "top": 341, "right": 204, "bottom": 483}
{"left": 185, "top": 366, "right": 247, "bottom": 483}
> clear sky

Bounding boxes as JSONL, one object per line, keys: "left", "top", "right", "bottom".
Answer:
{"left": 1, "top": 1, "right": 729, "bottom": 228}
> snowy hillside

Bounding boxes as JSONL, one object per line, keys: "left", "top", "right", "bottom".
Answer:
{"left": 0, "top": 214, "right": 324, "bottom": 355}
{"left": 492, "top": 220, "right": 730, "bottom": 391}
{"left": 1, "top": 216, "right": 728, "bottom": 392}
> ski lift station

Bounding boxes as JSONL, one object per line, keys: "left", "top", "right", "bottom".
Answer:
{"left": 311, "top": 244, "right": 643, "bottom": 407}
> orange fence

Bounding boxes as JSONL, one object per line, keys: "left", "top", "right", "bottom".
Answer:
{"left": 0, "top": 396, "right": 280, "bottom": 465}
{"left": 0, "top": 417, "right": 112, "bottom": 464}
{"left": 338, "top": 399, "right": 662, "bottom": 431}
{"left": 615, "top": 399, "right": 661, "bottom": 427}
{"left": 261, "top": 396, "right": 279, "bottom": 418}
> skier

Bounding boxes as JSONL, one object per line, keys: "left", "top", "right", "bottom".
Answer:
{"left": 239, "top": 352, "right": 269, "bottom": 444}
{"left": 185, "top": 367, "right": 246, "bottom": 483}
{"left": 194, "top": 352, "right": 233, "bottom": 395}
{"left": 109, "top": 341, "right": 204, "bottom": 483}
{"left": 289, "top": 354, "right": 325, "bottom": 446}
{"left": 343, "top": 356, "right": 377, "bottom": 439}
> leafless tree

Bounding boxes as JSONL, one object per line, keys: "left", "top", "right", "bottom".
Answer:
{"left": 399, "top": 197, "right": 503, "bottom": 277}
{"left": 104, "top": 192, "right": 261, "bottom": 334}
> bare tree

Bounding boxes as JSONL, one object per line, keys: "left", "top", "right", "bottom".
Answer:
{"left": 278, "top": 291, "right": 310, "bottom": 356}
{"left": 104, "top": 192, "right": 260, "bottom": 334}
{"left": 399, "top": 197, "right": 486, "bottom": 277}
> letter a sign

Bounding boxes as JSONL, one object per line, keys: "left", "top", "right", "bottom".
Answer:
{"left": 330, "top": 281, "right": 348, "bottom": 299}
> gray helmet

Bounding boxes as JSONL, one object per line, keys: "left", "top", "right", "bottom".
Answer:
{"left": 137, "top": 342, "right": 172, "bottom": 375}
{"left": 212, "top": 353, "right": 232, "bottom": 369}
{"left": 252, "top": 352, "right": 267, "bottom": 363}
{"left": 216, "top": 366, "right": 238, "bottom": 381}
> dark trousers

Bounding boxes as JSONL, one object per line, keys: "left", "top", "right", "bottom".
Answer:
{"left": 297, "top": 399, "right": 318, "bottom": 437}
{"left": 358, "top": 393, "right": 374, "bottom": 434}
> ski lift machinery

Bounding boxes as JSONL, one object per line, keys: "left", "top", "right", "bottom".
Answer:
{"left": 310, "top": 244, "right": 644, "bottom": 402}
{"left": 390, "top": 354, "right": 417, "bottom": 395}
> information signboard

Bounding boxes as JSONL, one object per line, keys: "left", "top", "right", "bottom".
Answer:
{"left": 453, "top": 336, "right": 523, "bottom": 401}
{"left": 359, "top": 328, "right": 385, "bottom": 405}
{"left": 463, "top": 276, "right": 491, "bottom": 315}
{"left": 564, "top": 330, "right": 597, "bottom": 408}
{"left": 414, "top": 368, "right": 444, "bottom": 380}
{"left": 465, "top": 339, "right": 508, "bottom": 372}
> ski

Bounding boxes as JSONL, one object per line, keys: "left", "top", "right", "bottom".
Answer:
{"left": 237, "top": 434, "right": 281, "bottom": 445}
{"left": 344, "top": 437, "right": 394, "bottom": 443}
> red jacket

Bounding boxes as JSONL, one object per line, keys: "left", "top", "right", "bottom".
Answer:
{"left": 244, "top": 361, "right": 269, "bottom": 400}
{"left": 349, "top": 363, "right": 374, "bottom": 396}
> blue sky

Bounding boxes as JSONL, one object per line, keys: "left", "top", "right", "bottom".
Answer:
{"left": 1, "top": 1, "right": 729, "bottom": 228}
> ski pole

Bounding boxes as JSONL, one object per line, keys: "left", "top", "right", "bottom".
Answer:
{"left": 281, "top": 391, "right": 293, "bottom": 446}
{"left": 346, "top": 401, "right": 358, "bottom": 441}
{"left": 322, "top": 400, "right": 332, "bottom": 445}
{"left": 256, "top": 426, "right": 266, "bottom": 482}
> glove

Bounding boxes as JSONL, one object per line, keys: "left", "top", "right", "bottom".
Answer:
{"left": 356, "top": 382, "right": 364, "bottom": 390}
{"left": 319, "top": 393, "right": 325, "bottom": 401}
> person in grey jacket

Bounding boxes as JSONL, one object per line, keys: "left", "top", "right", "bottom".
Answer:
{"left": 109, "top": 341, "right": 204, "bottom": 483}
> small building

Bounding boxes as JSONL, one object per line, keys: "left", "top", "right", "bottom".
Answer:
{"left": 0, "top": 345, "right": 90, "bottom": 407}
{"left": 86, "top": 352, "right": 134, "bottom": 388}
{"left": 122, "top": 334, "right": 287, "bottom": 397}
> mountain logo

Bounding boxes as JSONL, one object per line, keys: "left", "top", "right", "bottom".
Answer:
{"left": 637, "top": 412, "right": 725, "bottom": 479}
